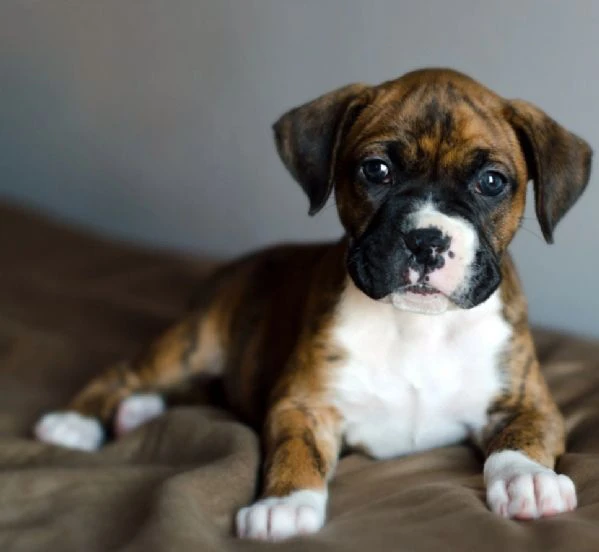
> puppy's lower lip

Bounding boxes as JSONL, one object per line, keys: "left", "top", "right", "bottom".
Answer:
{"left": 402, "top": 284, "right": 442, "bottom": 296}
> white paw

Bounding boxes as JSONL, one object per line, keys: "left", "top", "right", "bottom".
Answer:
{"left": 34, "top": 412, "right": 104, "bottom": 451}
{"left": 236, "top": 489, "right": 327, "bottom": 541}
{"left": 484, "top": 450, "right": 577, "bottom": 519}
{"left": 114, "top": 394, "right": 166, "bottom": 437}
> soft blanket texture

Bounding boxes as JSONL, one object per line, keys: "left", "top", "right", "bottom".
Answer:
{"left": 1, "top": 203, "right": 599, "bottom": 551}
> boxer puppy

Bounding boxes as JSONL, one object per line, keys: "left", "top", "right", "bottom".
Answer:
{"left": 34, "top": 68, "right": 592, "bottom": 541}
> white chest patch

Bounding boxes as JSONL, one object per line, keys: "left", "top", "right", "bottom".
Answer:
{"left": 328, "top": 281, "right": 511, "bottom": 459}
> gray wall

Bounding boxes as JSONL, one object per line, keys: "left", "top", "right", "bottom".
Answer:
{"left": 1, "top": 0, "right": 598, "bottom": 337}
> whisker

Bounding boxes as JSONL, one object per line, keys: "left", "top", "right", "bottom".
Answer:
{"left": 518, "top": 223, "right": 544, "bottom": 242}
{"left": 321, "top": 200, "right": 339, "bottom": 213}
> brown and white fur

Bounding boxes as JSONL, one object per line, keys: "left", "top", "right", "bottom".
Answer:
{"left": 34, "top": 69, "right": 592, "bottom": 541}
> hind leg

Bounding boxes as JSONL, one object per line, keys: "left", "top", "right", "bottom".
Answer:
{"left": 35, "top": 310, "right": 223, "bottom": 451}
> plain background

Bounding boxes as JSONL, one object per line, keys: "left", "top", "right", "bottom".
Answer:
{"left": 1, "top": 1, "right": 597, "bottom": 338}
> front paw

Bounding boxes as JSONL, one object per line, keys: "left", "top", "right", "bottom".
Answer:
{"left": 484, "top": 450, "right": 576, "bottom": 519}
{"left": 236, "top": 489, "right": 326, "bottom": 541}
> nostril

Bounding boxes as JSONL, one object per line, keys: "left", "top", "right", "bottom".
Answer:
{"left": 405, "top": 231, "right": 426, "bottom": 255}
{"left": 431, "top": 235, "right": 451, "bottom": 252}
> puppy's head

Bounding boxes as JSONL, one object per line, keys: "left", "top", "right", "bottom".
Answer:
{"left": 274, "top": 69, "right": 592, "bottom": 314}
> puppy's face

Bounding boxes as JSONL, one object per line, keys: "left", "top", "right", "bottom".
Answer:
{"left": 274, "top": 69, "right": 592, "bottom": 313}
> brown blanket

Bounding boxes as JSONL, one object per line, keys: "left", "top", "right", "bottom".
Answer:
{"left": 1, "top": 203, "right": 599, "bottom": 552}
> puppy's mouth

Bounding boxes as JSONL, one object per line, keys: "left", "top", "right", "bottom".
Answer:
{"left": 402, "top": 283, "right": 442, "bottom": 296}
{"left": 388, "top": 283, "right": 454, "bottom": 315}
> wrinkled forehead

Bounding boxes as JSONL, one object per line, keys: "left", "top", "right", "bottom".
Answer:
{"left": 344, "top": 77, "right": 524, "bottom": 181}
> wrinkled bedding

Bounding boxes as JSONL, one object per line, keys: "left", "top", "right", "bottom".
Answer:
{"left": 1, "top": 203, "right": 599, "bottom": 552}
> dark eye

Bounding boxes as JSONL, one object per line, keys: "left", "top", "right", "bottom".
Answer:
{"left": 361, "top": 159, "right": 392, "bottom": 185}
{"left": 475, "top": 171, "right": 508, "bottom": 197}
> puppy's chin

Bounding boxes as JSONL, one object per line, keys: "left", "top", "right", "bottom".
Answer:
{"left": 386, "top": 290, "right": 455, "bottom": 315}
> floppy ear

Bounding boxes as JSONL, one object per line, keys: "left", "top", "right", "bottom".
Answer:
{"left": 505, "top": 99, "right": 592, "bottom": 243}
{"left": 273, "top": 83, "right": 370, "bottom": 215}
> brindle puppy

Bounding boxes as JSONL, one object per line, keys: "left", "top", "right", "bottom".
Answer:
{"left": 35, "top": 69, "right": 592, "bottom": 541}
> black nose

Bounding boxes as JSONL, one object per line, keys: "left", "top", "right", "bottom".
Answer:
{"left": 405, "top": 228, "right": 451, "bottom": 268}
